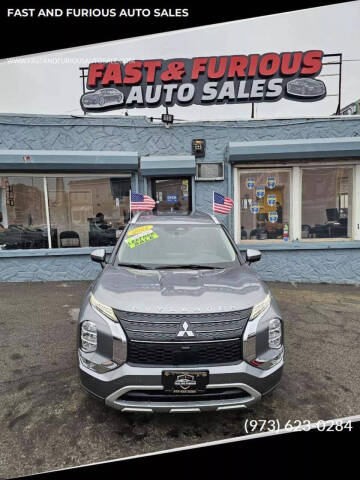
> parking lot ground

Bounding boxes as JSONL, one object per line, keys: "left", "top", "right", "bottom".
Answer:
{"left": 0, "top": 280, "right": 359, "bottom": 478}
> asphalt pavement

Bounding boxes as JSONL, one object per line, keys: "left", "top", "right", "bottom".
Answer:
{"left": 0, "top": 280, "right": 359, "bottom": 478}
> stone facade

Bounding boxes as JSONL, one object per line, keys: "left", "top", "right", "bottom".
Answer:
{"left": 0, "top": 114, "right": 360, "bottom": 284}
{"left": 0, "top": 251, "right": 102, "bottom": 282}
{"left": 252, "top": 247, "right": 360, "bottom": 285}
{"left": 1, "top": 245, "right": 359, "bottom": 284}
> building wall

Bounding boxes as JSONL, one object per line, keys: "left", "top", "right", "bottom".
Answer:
{"left": 1, "top": 114, "right": 360, "bottom": 284}
{"left": 1, "top": 245, "right": 359, "bottom": 284}
{"left": 2, "top": 114, "right": 360, "bottom": 215}
{"left": 250, "top": 247, "right": 360, "bottom": 284}
{"left": 0, "top": 249, "right": 103, "bottom": 282}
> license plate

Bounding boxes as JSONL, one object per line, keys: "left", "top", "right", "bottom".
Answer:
{"left": 162, "top": 370, "right": 209, "bottom": 394}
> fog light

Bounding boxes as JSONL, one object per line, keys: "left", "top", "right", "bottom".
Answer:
{"left": 250, "top": 348, "right": 284, "bottom": 370}
{"left": 78, "top": 350, "right": 118, "bottom": 373}
{"left": 81, "top": 321, "right": 97, "bottom": 352}
{"left": 269, "top": 318, "right": 282, "bottom": 349}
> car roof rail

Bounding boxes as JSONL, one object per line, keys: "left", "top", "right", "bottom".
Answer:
{"left": 195, "top": 211, "right": 220, "bottom": 224}
{"left": 130, "top": 210, "right": 219, "bottom": 224}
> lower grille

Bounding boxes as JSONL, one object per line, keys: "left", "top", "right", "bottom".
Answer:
{"left": 121, "top": 388, "right": 249, "bottom": 403}
{"left": 127, "top": 339, "right": 241, "bottom": 366}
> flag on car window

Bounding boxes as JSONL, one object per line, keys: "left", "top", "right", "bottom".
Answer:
{"left": 130, "top": 192, "right": 156, "bottom": 211}
{"left": 213, "top": 192, "right": 234, "bottom": 214}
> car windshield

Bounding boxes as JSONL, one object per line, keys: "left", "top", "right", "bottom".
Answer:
{"left": 116, "top": 223, "right": 239, "bottom": 268}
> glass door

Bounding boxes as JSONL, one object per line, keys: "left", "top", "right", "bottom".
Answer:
{"left": 151, "top": 177, "right": 191, "bottom": 213}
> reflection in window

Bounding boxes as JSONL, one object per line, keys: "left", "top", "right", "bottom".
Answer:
{"left": 240, "top": 171, "right": 290, "bottom": 241}
{"left": 0, "top": 176, "right": 49, "bottom": 250}
{"left": 152, "top": 178, "right": 190, "bottom": 213}
{"left": 301, "top": 167, "right": 353, "bottom": 239}
{"left": 0, "top": 175, "right": 131, "bottom": 250}
{"left": 47, "top": 177, "right": 131, "bottom": 248}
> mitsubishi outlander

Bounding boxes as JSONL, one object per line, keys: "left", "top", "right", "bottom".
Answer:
{"left": 78, "top": 211, "right": 284, "bottom": 412}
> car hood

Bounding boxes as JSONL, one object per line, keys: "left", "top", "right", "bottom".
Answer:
{"left": 92, "top": 265, "right": 269, "bottom": 314}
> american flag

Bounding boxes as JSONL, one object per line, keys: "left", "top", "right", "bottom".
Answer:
{"left": 213, "top": 192, "right": 234, "bottom": 214}
{"left": 130, "top": 192, "right": 156, "bottom": 211}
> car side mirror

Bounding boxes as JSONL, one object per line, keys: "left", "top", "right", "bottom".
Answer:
{"left": 246, "top": 249, "right": 261, "bottom": 263}
{"left": 91, "top": 248, "right": 106, "bottom": 268}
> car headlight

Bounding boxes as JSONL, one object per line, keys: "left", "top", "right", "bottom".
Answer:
{"left": 269, "top": 318, "right": 282, "bottom": 349}
{"left": 90, "top": 294, "right": 117, "bottom": 322}
{"left": 81, "top": 320, "right": 97, "bottom": 352}
{"left": 249, "top": 293, "right": 271, "bottom": 320}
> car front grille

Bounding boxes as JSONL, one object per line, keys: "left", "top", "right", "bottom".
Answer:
{"left": 114, "top": 308, "right": 251, "bottom": 343}
{"left": 126, "top": 339, "right": 241, "bottom": 366}
{"left": 114, "top": 308, "right": 251, "bottom": 366}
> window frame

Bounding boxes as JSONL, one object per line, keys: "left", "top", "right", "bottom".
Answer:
{"left": 0, "top": 172, "right": 132, "bottom": 250}
{"left": 195, "top": 162, "right": 224, "bottom": 181}
{"left": 300, "top": 165, "right": 355, "bottom": 242}
{"left": 235, "top": 167, "right": 293, "bottom": 244}
{"left": 234, "top": 161, "right": 360, "bottom": 245}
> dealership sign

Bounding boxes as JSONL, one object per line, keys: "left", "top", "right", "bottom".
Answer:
{"left": 80, "top": 50, "right": 326, "bottom": 111}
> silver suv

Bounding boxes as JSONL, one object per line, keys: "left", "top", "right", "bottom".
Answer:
{"left": 78, "top": 212, "right": 284, "bottom": 412}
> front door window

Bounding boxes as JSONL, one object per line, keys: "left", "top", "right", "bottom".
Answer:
{"left": 151, "top": 178, "right": 191, "bottom": 213}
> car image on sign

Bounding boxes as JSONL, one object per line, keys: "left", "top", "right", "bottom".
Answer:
{"left": 81, "top": 88, "right": 124, "bottom": 109}
{"left": 286, "top": 78, "right": 326, "bottom": 98}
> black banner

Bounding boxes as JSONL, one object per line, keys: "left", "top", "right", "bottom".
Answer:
{"left": 0, "top": 1, "right": 343, "bottom": 58}
{"left": 22, "top": 419, "right": 360, "bottom": 479}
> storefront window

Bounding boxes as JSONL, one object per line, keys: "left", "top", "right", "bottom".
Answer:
{"left": 301, "top": 167, "right": 353, "bottom": 239}
{"left": 47, "top": 176, "right": 131, "bottom": 248}
{"left": 0, "top": 176, "right": 48, "bottom": 250}
{"left": 0, "top": 175, "right": 131, "bottom": 250}
{"left": 239, "top": 171, "right": 290, "bottom": 241}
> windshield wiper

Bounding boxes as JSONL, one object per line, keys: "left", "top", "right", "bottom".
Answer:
{"left": 117, "top": 262, "right": 151, "bottom": 270}
{"left": 154, "top": 264, "right": 218, "bottom": 270}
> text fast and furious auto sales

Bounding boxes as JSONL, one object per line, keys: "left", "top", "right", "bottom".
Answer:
{"left": 6, "top": 8, "right": 189, "bottom": 18}
{"left": 83, "top": 51, "right": 325, "bottom": 109}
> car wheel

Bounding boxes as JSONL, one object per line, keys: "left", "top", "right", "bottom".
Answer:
{"left": 99, "top": 97, "right": 105, "bottom": 106}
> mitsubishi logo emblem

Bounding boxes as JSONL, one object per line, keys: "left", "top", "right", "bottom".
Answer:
{"left": 177, "top": 321, "right": 194, "bottom": 337}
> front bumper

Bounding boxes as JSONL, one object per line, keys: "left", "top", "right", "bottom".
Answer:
{"left": 79, "top": 357, "right": 283, "bottom": 413}
{"left": 78, "top": 290, "right": 284, "bottom": 412}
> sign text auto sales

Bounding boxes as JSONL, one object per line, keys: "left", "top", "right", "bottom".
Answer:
{"left": 81, "top": 50, "right": 325, "bottom": 111}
